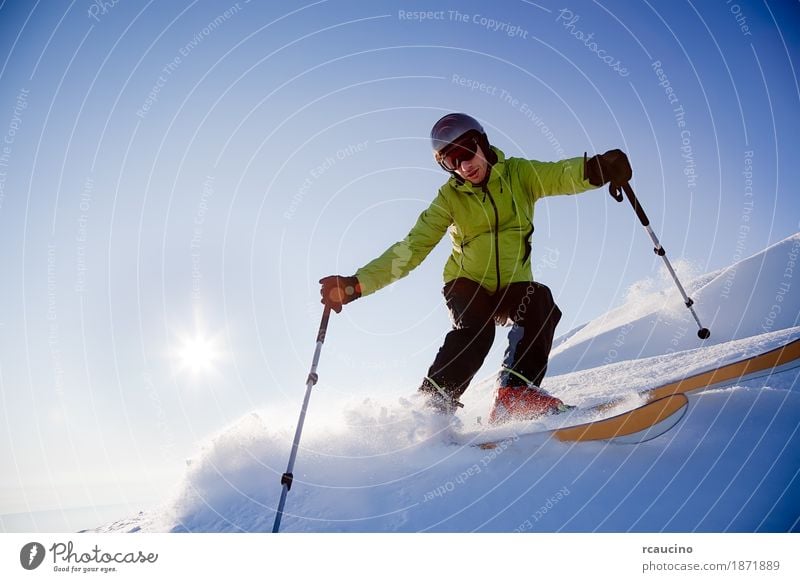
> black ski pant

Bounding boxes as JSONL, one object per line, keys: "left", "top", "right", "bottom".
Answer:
{"left": 420, "top": 278, "right": 562, "bottom": 403}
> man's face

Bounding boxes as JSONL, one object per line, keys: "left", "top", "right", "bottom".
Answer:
{"left": 439, "top": 135, "right": 490, "bottom": 185}
{"left": 455, "top": 147, "right": 489, "bottom": 185}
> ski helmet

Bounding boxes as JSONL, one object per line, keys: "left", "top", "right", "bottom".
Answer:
{"left": 430, "top": 113, "right": 484, "bottom": 155}
{"left": 430, "top": 113, "right": 493, "bottom": 173}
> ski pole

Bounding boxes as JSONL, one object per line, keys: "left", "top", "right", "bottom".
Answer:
{"left": 614, "top": 181, "right": 711, "bottom": 340}
{"left": 272, "top": 305, "right": 332, "bottom": 533}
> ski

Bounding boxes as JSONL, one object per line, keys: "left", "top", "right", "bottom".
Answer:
{"left": 465, "top": 335, "right": 800, "bottom": 450}
{"left": 643, "top": 336, "right": 800, "bottom": 402}
{"left": 470, "top": 393, "right": 689, "bottom": 449}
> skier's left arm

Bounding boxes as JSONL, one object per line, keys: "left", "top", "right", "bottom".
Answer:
{"left": 516, "top": 149, "right": 631, "bottom": 201}
{"left": 584, "top": 149, "right": 633, "bottom": 198}
{"left": 516, "top": 156, "right": 593, "bottom": 201}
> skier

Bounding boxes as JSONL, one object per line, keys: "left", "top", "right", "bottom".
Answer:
{"left": 320, "top": 113, "right": 631, "bottom": 423}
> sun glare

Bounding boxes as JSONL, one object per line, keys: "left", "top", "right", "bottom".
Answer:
{"left": 175, "top": 333, "right": 221, "bottom": 376}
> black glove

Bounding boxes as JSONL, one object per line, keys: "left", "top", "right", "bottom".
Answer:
{"left": 584, "top": 149, "right": 632, "bottom": 199}
{"left": 319, "top": 275, "right": 361, "bottom": 313}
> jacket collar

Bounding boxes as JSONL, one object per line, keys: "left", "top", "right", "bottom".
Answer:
{"left": 448, "top": 146, "right": 506, "bottom": 194}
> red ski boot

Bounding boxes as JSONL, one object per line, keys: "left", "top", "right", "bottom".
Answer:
{"left": 488, "top": 385, "right": 569, "bottom": 425}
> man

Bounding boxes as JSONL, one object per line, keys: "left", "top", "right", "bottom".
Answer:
{"left": 320, "top": 113, "right": 631, "bottom": 423}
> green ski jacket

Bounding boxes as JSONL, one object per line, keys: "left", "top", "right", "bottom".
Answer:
{"left": 355, "top": 148, "right": 595, "bottom": 296}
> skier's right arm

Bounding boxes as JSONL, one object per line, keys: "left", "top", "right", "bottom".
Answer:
{"left": 319, "top": 191, "right": 452, "bottom": 312}
{"left": 354, "top": 190, "right": 452, "bottom": 297}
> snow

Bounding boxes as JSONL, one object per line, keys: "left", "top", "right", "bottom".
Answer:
{"left": 95, "top": 233, "right": 800, "bottom": 532}
{"left": 549, "top": 234, "right": 800, "bottom": 373}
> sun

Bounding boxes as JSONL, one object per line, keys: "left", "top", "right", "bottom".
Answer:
{"left": 175, "top": 333, "right": 222, "bottom": 376}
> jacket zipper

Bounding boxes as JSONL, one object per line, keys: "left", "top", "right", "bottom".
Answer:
{"left": 482, "top": 185, "right": 502, "bottom": 293}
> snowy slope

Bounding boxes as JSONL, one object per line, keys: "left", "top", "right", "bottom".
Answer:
{"left": 549, "top": 233, "right": 800, "bottom": 374}
{"left": 95, "top": 234, "right": 800, "bottom": 533}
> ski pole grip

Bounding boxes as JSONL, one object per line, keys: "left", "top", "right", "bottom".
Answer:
{"left": 316, "top": 305, "right": 332, "bottom": 343}
{"left": 621, "top": 182, "right": 650, "bottom": 227}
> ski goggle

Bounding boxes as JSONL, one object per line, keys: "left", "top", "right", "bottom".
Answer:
{"left": 437, "top": 136, "right": 480, "bottom": 171}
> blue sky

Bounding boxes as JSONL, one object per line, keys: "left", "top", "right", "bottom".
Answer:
{"left": 0, "top": 0, "right": 798, "bottom": 529}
